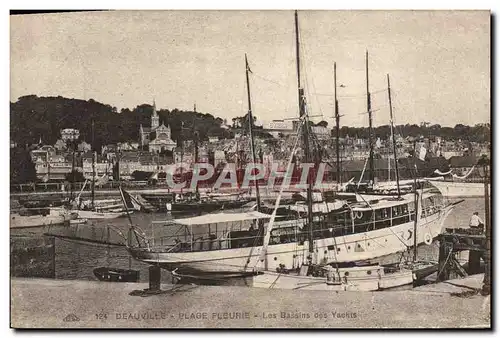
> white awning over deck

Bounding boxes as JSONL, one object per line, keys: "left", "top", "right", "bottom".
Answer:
{"left": 172, "top": 211, "right": 272, "bottom": 226}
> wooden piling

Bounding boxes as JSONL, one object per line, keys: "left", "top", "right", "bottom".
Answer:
{"left": 437, "top": 228, "right": 487, "bottom": 283}
{"left": 438, "top": 241, "right": 452, "bottom": 282}
{"left": 149, "top": 265, "right": 161, "bottom": 291}
{"left": 468, "top": 251, "right": 482, "bottom": 275}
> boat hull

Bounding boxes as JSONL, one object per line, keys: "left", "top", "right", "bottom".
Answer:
{"left": 251, "top": 266, "right": 413, "bottom": 291}
{"left": 141, "top": 194, "right": 251, "bottom": 213}
{"left": 128, "top": 203, "right": 455, "bottom": 274}
{"left": 77, "top": 210, "right": 132, "bottom": 219}
{"left": 429, "top": 181, "right": 486, "bottom": 198}
{"left": 10, "top": 208, "right": 75, "bottom": 229}
{"left": 93, "top": 267, "right": 140, "bottom": 282}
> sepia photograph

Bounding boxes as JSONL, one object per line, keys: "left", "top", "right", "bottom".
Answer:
{"left": 8, "top": 8, "right": 491, "bottom": 329}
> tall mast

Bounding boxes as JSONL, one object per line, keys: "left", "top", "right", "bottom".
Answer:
{"left": 387, "top": 74, "right": 401, "bottom": 197}
{"left": 91, "top": 119, "right": 95, "bottom": 209}
{"left": 334, "top": 62, "right": 341, "bottom": 185}
{"left": 295, "top": 10, "right": 301, "bottom": 96}
{"left": 412, "top": 140, "right": 418, "bottom": 262}
{"left": 47, "top": 151, "right": 50, "bottom": 182}
{"left": 366, "top": 50, "right": 374, "bottom": 185}
{"left": 70, "top": 141, "right": 76, "bottom": 201}
{"left": 91, "top": 151, "right": 96, "bottom": 209}
{"left": 295, "top": 10, "right": 314, "bottom": 258}
{"left": 236, "top": 138, "right": 240, "bottom": 188}
{"left": 245, "top": 54, "right": 261, "bottom": 212}
{"left": 91, "top": 119, "right": 95, "bottom": 153}
{"left": 180, "top": 121, "right": 184, "bottom": 178}
{"left": 193, "top": 120, "right": 199, "bottom": 197}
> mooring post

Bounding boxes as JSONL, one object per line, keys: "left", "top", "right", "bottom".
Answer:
{"left": 468, "top": 250, "right": 482, "bottom": 275}
{"left": 438, "top": 239, "right": 451, "bottom": 282}
{"left": 149, "top": 265, "right": 161, "bottom": 291}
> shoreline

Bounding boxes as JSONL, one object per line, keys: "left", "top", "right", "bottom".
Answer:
{"left": 10, "top": 275, "right": 490, "bottom": 328}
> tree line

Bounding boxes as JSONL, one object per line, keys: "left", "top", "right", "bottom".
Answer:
{"left": 11, "top": 95, "right": 490, "bottom": 152}
{"left": 335, "top": 123, "right": 490, "bottom": 143}
{"left": 10, "top": 95, "right": 233, "bottom": 151}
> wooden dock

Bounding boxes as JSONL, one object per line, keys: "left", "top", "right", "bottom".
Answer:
{"left": 436, "top": 228, "right": 487, "bottom": 282}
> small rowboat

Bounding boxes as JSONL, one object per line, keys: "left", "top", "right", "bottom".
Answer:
{"left": 69, "top": 218, "right": 88, "bottom": 225}
{"left": 93, "top": 267, "right": 140, "bottom": 282}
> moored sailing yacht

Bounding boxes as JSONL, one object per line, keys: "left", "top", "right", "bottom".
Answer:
{"left": 10, "top": 207, "right": 76, "bottom": 229}
{"left": 126, "top": 11, "right": 459, "bottom": 284}
{"left": 73, "top": 153, "right": 140, "bottom": 219}
{"left": 127, "top": 186, "right": 457, "bottom": 274}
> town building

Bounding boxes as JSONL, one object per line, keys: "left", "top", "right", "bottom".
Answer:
{"left": 117, "top": 142, "right": 139, "bottom": 151}
{"left": 174, "top": 150, "right": 194, "bottom": 166}
{"left": 60, "top": 128, "right": 80, "bottom": 142}
{"left": 117, "top": 151, "right": 174, "bottom": 180}
{"left": 82, "top": 152, "right": 112, "bottom": 181}
{"left": 34, "top": 153, "right": 74, "bottom": 182}
{"left": 263, "top": 119, "right": 295, "bottom": 138}
{"left": 30, "top": 145, "right": 56, "bottom": 163}
{"left": 213, "top": 150, "right": 226, "bottom": 167}
{"left": 77, "top": 141, "right": 92, "bottom": 153}
{"left": 54, "top": 139, "right": 67, "bottom": 151}
{"left": 311, "top": 125, "right": 330, "bottom": 140}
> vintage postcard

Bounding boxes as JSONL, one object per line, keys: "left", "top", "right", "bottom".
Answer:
{"left": 9, "top": 10, "right": 491, "bottom": 329}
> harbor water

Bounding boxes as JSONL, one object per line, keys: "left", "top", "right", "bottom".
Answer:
{"left": 10, "top": 197, "right": 486, "bottom": 283}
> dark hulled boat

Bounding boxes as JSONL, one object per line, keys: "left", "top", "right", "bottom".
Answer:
{"left": 93, "top": 267, "right": 140, "bottom": 282}
{"left": 140, "top": 192, "right": 253, "bottom": 214}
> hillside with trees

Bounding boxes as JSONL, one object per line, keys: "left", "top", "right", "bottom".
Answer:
{"left": 10, "top": 95, "right": 233, "bottom": 150}
{"left": 337, "top": 123, "right": 490, "bottom": 143}
{"left": 10, "top": 95, "right": 490, "bottom": 151}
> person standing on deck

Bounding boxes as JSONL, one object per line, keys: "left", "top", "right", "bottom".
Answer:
{"left": 469, "top": 212, "right": 484, "bottom": 229}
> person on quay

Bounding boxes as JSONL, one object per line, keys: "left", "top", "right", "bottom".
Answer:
{"left": 469, "top": 211, "right": 484, "bottom": 230}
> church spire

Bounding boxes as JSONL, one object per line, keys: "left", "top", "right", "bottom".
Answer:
{"left": 151, "top": 99, "right": 159, "bottom": 129}
{"left": 153, "top": 99, "right": 158, "bottom": 116}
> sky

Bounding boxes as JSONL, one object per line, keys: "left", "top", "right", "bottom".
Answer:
{"left": 10, "top": 10, "right": 490, "bottom": 128}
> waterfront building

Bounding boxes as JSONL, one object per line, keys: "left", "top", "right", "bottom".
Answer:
{"left": 34, "top": 153, "right": 74, "bottom": 182}
{"left": 82, "top": 152, "right": 112, "bottom": 180}
{"left": 117, "top": 151, "right": 173, "bottom": 180}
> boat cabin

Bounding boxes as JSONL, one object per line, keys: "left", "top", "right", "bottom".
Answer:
{"left": 134, "top": 189, "right": 446, "bottom": 254}
{"left": 323, "top": 190, "right": 445, "bottom": 238}
{"left": 146, "top": 212, "right": 306, "bottom": 253}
